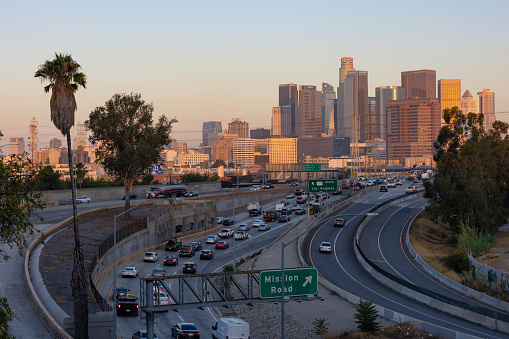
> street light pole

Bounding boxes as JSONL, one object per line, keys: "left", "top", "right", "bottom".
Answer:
{"left": 232, "top": 191, "right": 236, "bottom": 272}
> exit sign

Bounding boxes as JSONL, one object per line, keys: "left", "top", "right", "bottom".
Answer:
{"left": 260, "top": 268, "right": 318, "bottom": 299}
{"left": 305, "top": 164, "right": 321, "bottom": 171}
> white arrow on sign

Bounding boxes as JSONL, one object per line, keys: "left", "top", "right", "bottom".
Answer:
{"left": 302, "top": 276, "right": 312, "bottom": 287}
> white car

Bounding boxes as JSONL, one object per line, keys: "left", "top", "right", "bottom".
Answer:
{"left": 206, "top": 235, "right": 220, "bottom": 244}
{"left": 235, "top": 231, "right": 248, "bottom": 240}
{"left": 258, "top": 224, "right": 270, "bottom": 231}
{"left": 405, "top": 186, "right": 416, "bottom": 194}
{"left": 387, "top": 181, "right": 396, "bottom": 188}
{"left": 286, "top": 193, "right": 295, "bottom": 199}
{"left": 250, "top": 186, "right": 261, "bottom": 191}
{"left": 76, "top": 196, "right": 91, "bottom": 203}
{"left": 122, "top": 266, "right": 138, "bottom": 278}
{"left": 144, "top": 252, "right": 158, "bottom": 262}
{"left": 217, "top": 217, "right": 224, "bottom": 224}
{"left": 252, "top": 220, "right": 263, "bottom": 227}
{"left": 153, "top": 291, "right": 170, "bottom": 306}
{"left": 319, "top": 242, "right": 332, "bottom": 253}
{"left": 239, "top": 224, "right": 251, "bottom": 231}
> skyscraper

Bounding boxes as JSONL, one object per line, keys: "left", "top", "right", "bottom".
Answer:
{"left": 228, "top": 118, "right": 249, "bottom": 138}
{"left": 271, "top": 106, "right": 292, "bottom": 135}
{"left": 322, "top": 83, "right": 336, "bottom": 134}
{"left": 211, "top": 133, "right": 238, "bottom": 162}
{"left": 267, "top": 136, "right": 297, "bottom": 164}
{"left": 250, "top": 128, "right": 271, "bottom": 139}
{"left": 438, "top": 79, "right": 461, "bottom": 111}
{"left": 279, "top": 84, "right": 298, "bottom": 135}
{"left": 460, "top": 90, "right": 476, "bottom": 115}
{"left": 386, "top": 98, "right": 441, "bottom": 161}
{"left": 343, "top": 71, "right": 368, "bottom": 142}
{"left": 9, "top": 137, "right": 25, "bottom": 155}
{"left": 375, "top": 86, "right": 406, "bottom": 142}
{"left": 337, "top": 57, "right": 355, "bottom": 135}
{"left": 401, "top": 69, "right": 436, "bottom": 99}
{"left": 233, "top": 138, "right": 255, "bottom": 166}
{"left": 202, "top": 121, "right": 222, "bottom": 146}
{"left": 295, "top": 85, "right": 322, "bottom": 138}
{"left": 49, "top": 138, "right": 62, "bottom": 148}
{"left": 477, "top": 89, "right": 496, "bottom": 131}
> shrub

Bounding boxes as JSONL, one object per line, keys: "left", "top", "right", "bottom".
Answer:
{"left": 353, "top": 300, "right": 381, "bottom": 332}
{"left": 445, "top": 249, "right": 469, "bottom": 273}
{"left": 312, "top": 317, "right": 329, "bottom": 337}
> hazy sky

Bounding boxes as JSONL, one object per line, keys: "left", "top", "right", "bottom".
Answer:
{"left": 1, "top": 0, "right": 508, "bottom": 150}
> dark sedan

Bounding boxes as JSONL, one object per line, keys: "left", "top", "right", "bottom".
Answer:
{"left": 222, "top": 218, "right": 235, "bottom": 226}
{"left": 334, "top": 218, "right": 345, "bottom": 227}
{"left": 171, "top": 323, "right": 200, "bottom": 339}
{"left": 278, "top": 215, "right": 291, "bottom": 223}
{"left": 199, "top": 250, "right": 214, "bottom": 260}
{"left": 122, "top": 192, "right": 137, "bottom": 200}
{"left": 182, "top": 262, "right": 196, "bottom": 274}
{"left": 163, "top": 256, "right": 178, "bottom": 266}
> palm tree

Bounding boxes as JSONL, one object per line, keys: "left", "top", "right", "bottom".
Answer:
{"left": 35, "top": 53, "right": 88, "bottom": 339}
{"left": 76, "top": 162, "right": 88, "bottom": 189}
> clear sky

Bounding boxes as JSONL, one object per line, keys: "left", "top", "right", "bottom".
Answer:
{"left": 1, "top": 0, "right": 508, "bottom": 150}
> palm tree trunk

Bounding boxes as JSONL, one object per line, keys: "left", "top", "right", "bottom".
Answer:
{"left": 67, "top": 133, "right": 89, "bottom": 339}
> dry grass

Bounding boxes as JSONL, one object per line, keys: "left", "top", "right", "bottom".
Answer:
{"left": 322, "top": 322, "right": 440, "bottom": 338}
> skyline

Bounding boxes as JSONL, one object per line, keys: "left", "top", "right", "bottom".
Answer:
{"left": 1, "top": 0, "right": 508, "bottom": 151}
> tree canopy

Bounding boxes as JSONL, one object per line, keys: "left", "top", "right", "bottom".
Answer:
{"left": 424, "top": 107, "right": 509, "bottom": 235}
{"left": 85, "top": 93, "right": 177, "bottom": 212}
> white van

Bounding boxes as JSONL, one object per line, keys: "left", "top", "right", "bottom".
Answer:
{"left": 212, "top": 318, "right": 250, "bottom": 339}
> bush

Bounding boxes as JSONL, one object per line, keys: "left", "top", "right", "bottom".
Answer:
{"left": 457, "top": 223, "right": 495, "bottom": 256}
{"left": 312, "top": 317, "right": 329, "bottom": 337}
{"left": 353, "top": 300, "right": 381, "bottom": 332}
{"left": 445, "top": 249, "right": 469, "bottom": 273}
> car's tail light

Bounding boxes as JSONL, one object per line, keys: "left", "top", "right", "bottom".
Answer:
{"left": 117, "top": 304, "right": 121, "bottom": 309}
{"left": 136, "top": 304, "right": 139, "bottom": 308}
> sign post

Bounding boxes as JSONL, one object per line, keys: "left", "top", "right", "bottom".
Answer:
{"left": 260, "top": 268, "right": 318, "bottom": 299}
{"left": 307, "top": 179, "right": 338, "bottom": 192}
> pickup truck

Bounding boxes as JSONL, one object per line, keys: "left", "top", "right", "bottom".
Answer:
{"left": 117, "top": 295, "right": 139, "bottom": 316}
{"left": 165, "top": 239, "right": 182, "bottom": 251}
{"left": 178, "top": 245, "right": 195, "bottom": 257}
{"left": 218, "top": 228, "right": 234, "bottom": 238}
{"left": 405, "top": 186, "right": 416, "bottom": 194}
{"left": 235, "top": 231, "right": 248, "bottom": 240}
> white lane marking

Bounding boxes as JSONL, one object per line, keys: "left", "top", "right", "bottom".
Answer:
{"left": 328, "top": 204, "right": 502, "bottom": 338}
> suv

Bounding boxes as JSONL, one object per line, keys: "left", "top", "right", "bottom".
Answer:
{"left": 165, "top": 239, "right": 182, "bottom": 251}
{"left": 218, "top": 228, "right": 234, "bottom": 238}
{"left": 179, "top": 245, "right": 195, "bottom": 257}
{"left": 379, "top": 185, "right": 388, "bottom": 192}
{"left": 117, "top": 294, "right": 139, "bottom": 316}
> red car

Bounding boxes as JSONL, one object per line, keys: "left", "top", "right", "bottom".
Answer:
{"left": 215, "top": 241, "right": 229, "bottom": 249}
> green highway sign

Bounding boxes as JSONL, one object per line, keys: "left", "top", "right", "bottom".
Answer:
{"left": 307, "top": 179, "right": 338, "bottom": 192}
{"left": 304, "top": 163, "right": 321, "bottom": 171}
{"left": 260, "top": 268, "right": 318, "bottom": 299}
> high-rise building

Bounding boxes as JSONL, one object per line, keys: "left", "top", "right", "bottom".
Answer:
{"left": 228, "top": 118, "right": 249, "bottom": 138}
{"left": 375, "top": 86, "right": 406, "bottom": 141}
{"left": 343, "top": 71, "right": 369, "bottom": 142}
{"left": 233, "top": 138, "right": 255, "bottom": 167}
{"left": 438, "top": 79, "right": 461, "bottom": 111}
{"left": 202, "top": 121, "right": 222, "bottom": 146}
{"left": 401, "top": 69, "right": 436, "bottom": 99}
{"left": 322, "top": 83, "right": 336, "bottom": 134}
{"left": 297, "top": 136, "right": 350, "bottom": 161}
{"left": 170, "top": 141, "right": 188, "bottom": 153}
{"left": 9, "top": 137, "right": 25, "bottom": 155}
{"left": 271, "top": 106, "right": 292, "bottom": 136}
{"left": 279, "top": 84, "right": 298, "bottom": 135}
{"left": 211, "top": 133, "right": 238, "bottom": 162}
{"left": 296, "top": 85, "right": 322, "bottom": 138}
{"left": 477, "top": 89, "right": 496, "bottom": 131}
{"left": 267, "top": 136, "right": 297, "bottom": 164}
{"left": 386, "top": 98, "right": 441, "bottom": 162}
{"left": 460, "top": 90, "right": 476, "bottom": 115}
{"left": 250, "top": 128, "right": 271, "bottom": 139}
{"left": 337, "top": 57, "right": 355, "bottom": 135}
{"left": 49, "top": 138, "right": 62, "bottom": 148}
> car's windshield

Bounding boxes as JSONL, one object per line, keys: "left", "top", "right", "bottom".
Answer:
{"left": 181, "top": 324, "right": 197, "bottom": 330}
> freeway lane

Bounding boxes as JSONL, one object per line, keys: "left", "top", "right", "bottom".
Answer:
{"left": 359, "top": 196, "right": 509, "bottom": 324}
{"left": 302, "top": 187, "right": 507, "bottom": 338}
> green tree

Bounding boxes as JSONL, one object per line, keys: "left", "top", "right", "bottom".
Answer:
{"left": 180, "top": 172, "right": 208, "bottom": 183}
{"left": 75, "top": 163, "right": 88, "bottom": 189}
{"left": 85, "top": 93, "right": 176, "bottom": 216}
{"left": 312, "top": 317, "right": 329, "bottom": 337}
{"left": 425, "top": 108, "right": 509, "bottom": 235}
{"left": 353, "top": 300, "right": 381, "bottom": 332}
{"left": 35, "top": 165, "right": 62, "bottom": 190}
{"left": 140, "top": 174, "right": 154, "bottom": 185}
{"left": 35, "top": 53, "right": 89, "bottom": 339}
{"left": 0, "top": 131, "right": 44, "bottom": 338}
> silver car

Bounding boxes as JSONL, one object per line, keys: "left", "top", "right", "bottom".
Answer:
{"left": 319, "top": 242, "right": 332, "bottom": 253}
{"left": 144, "top": 252, "right": 158, "bottom": 262}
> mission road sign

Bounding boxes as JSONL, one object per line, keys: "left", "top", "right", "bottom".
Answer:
{"left": 259, "top": 268, "right": 318, "bottom": 299}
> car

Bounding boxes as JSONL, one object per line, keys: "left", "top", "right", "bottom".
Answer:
{"left": 286, "top": 193, "right": 295, "bottom": 199}
{"left": 190, "top": 241, "right": 202, "bottom": 251}
{"left": 115, "top": 287, "right": 130, "bottom": 300}
{"left": 366, "top": 181, "right": 374, "bottom": 187}
{"left": 413, "top": 178, "right": 419, "bottom": 183}
{"left": 405, "top": 186, "right": 416, "bottom": 194}
{"left": 122, "top": 266, "right": 138, "bottom": 278}
{"left": 262, "top": 183, "right": 274, "bottom": 189}
{"left": 396, "top": 180, "right": 403, "bottom": 186}
{"left": 252, "top": 220, "right": 263, "bottom": 227}
{"left": 379, "top": 185, "right": 388, "bottom": 192}
{"left": 250, "top": 185, "right": 261, "bottom": 191}
{"left": 279, "top": 199, "right": 290, "bottom": 206}
{"left": 319, "top": 241, "right": 332, "bottom": 253}
{"left": 144, "top": 252, "right": 158, "bottom": 262}
{"left": 165, "top": 239, "right": 183, "bottom": 251}
{"left": 184, "top": 190, "right": 198, "bottom": 198}
{"left": 164, "top": 255, "right": 178, "bottom": 266}
{"left": 239, "top": 224, "right": 250, "bottom": 231}
{"left": 122, "top": 192, "right": 138, "bottom": 200}
{"left": 76, "top": 196, "right": 91, "bottom": 203}
{"left": 117, "top": 294, "right": 139, "bottom": 316}
{"left": 290, "top": 181, "right": 299, "bottom": 187}
{"left": 235, "top": 230, "right": 248, "bottom": 240}
{"left": 151, "top": 268, "right": 165, "bottom": 277}
{"left": 132, "top": 330, "right": 159, "bottom": 339}
{"left": 387, "top": 181, "right": 396, "bottom": 188}
{"left": 291, "top": 204, "right": 299, "bottom": 211}
{"left": 332, "top": 190, "right": 342, "bottom": 195}
{"left": 278, "top": 215, "right": 290, "bottom": 223}
{"left": 217, "top": 217, "right": 224, "bottom": 224}
{"left": 296, "top": 197, "right": 305, "bottom": 204}
{"left": 171, "top": 323, "right": 200, "bottom": 339}
{"left": 258, "top": 224, "right": 270, "bottom": 231}
{"left": 334, "top": 218, "right": 345, "bottom": 227}
{"left": 223, "top": 218, "right": 235, "bottom": 226}
{"left": 294, "top": 208, "right": 305, "bottom": 215}
{"left": 200, "top": 250, "right": 214, "bottom": 260}
{"left": 355, "top": 182, "right": 366, "bottom": 189}
{"left": 205, "top": 235, "right": 220, "bottom": 244}
{"left": 182, "top": 262, "right": 197, "bottom": 274}
{"left": 153, "top": 291, "right": 170, "bottom": 306}
{"left": 179, "top": 245, "right": 195, "bottom": 257}
{"left": 215, "top": 240, "right": 229, "bottom": 249}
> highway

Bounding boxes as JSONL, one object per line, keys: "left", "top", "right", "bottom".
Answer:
{"left": 302, "top": 185, "right": 507, "bottom": 338}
